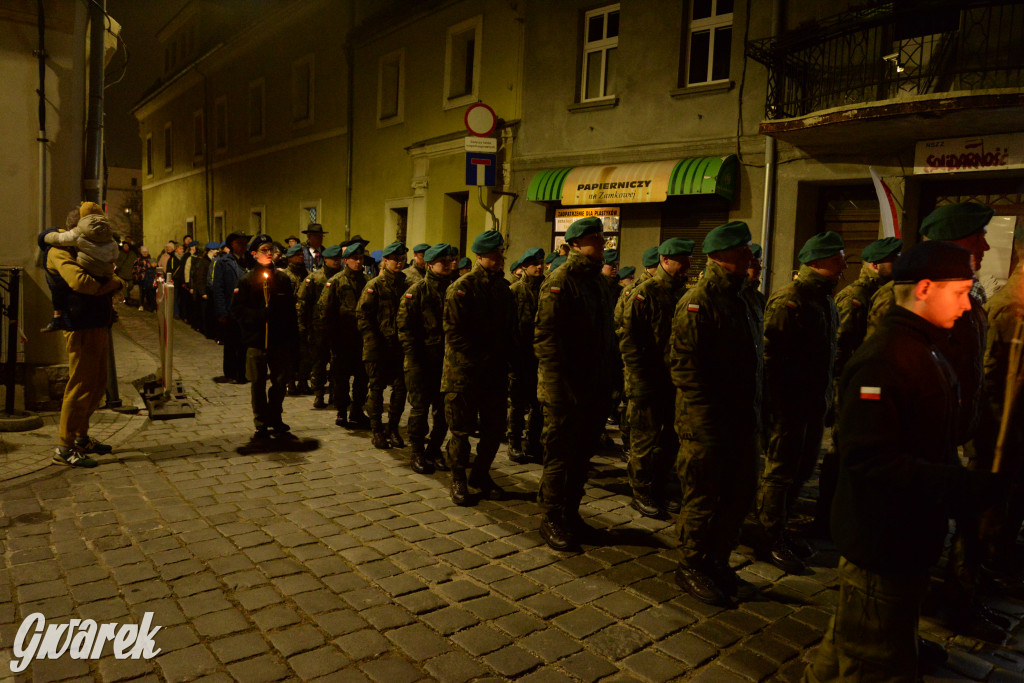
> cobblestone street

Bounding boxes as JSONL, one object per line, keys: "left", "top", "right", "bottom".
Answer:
{"left": 2, "top": 306, "right": 1024, "bottom": 682}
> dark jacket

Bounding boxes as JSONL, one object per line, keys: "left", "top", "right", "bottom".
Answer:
{"left": 441, "top": 265, "right": 516, "bottom": 393}
{"left": 190, "top": 255, "right": 212, "bottom": 298}
{"left": 831, "top": 306, "right": 967, "bottom": 576}
{"left": 229, "top": 265, "right": 300, "bottom": 350}
{"left": 211, "top": 252, "right": 247, "bottom": 319}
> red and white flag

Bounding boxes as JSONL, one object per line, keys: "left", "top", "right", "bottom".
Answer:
{"left": 869, "top": 167, "right": 901, "bottom": 239}
{"left": 860, "top": 386, "right": 882, "bottom": 401}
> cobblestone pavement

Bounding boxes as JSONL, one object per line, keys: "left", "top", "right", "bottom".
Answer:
{"left": 2, "top": 306, "right": 1023, "bottom": 682}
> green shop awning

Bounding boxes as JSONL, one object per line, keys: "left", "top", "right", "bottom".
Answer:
{"left": 527, "top": 155, "right": 738, "bottom": 205}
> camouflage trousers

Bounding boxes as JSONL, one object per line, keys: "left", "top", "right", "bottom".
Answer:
{"left": 757, "top": 408, "right": 826, "bottom": 542}
{"left": 308, "top": 333, "right": 331, "bottom": 393}
{"left": 444, "top": 387, "right": 505, "bottom": 472}
{"left": 329, "top": 344, "right": 368, "bottom": 417}
{"left": 365, "top": 353, "right": 406, "bottom": 431}
{"left": 626, "top": 394, "right": 679, "bottom": 498}
{"left": 538, "top": 399, "right": 606, "bottom": 520}
{"left": 406, "top": 360, "right": 447, "bottom": 452}
{"left": 245, "top": 348, "right": 290, "bottom": 429}
{"left": 507, "top": 369, "right": 541, "bottom": 451}
{"left": 676, "top": 431, "right": 758, "bottom": 569}
{"left": 803, "top": 557, "right": 927, "bottom": 683}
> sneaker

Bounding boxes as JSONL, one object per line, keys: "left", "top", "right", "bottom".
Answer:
{"left": 74, "top": 436, "right": 112, "bottom": 455}
{"left": 41, "top": 318, "right": 67, "bottom": 333}
{"left": 53, "top": 446, "right": 97, "bottom": 468}
{"left": 270, "top": 422, "right": 290, "bottom": 434}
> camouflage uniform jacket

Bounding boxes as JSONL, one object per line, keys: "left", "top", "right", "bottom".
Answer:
{"left": 983, "top": 268, "right": 1023, "bottom": 445}
{"left": 614, "top": 269, "right": 653, "bottom": 333}
{"left": 315, "top": 265, "right": 366, "bottom": 350}
{"left": 404, "top": 263, "right": 426, "bottom": 287}
{"left": 534, "top": 251, "right": 616, "bottom": 406}
{"left": 296, "top": 265, "right": 339, "bottom": 337}
{"left": 509, "top": 272, "right": 543, "bottom": 373}
{"left": 397, "top": 268, "right": 449, "bottom": 370}
{"left": 834, "top": 264, "right": 885, "bottom": 379}
{"left": 669, "top": 260, "right": 762, "bottom": 440}
{"left": 763, "top": 265, "right": 839, "bottom": 416}
{"left": 440, "top": 265, "right": 516, "bottom": 393}
{"left": 620, "top": 265, "right": 686, "bottom": 397}
{"left": 279, "top": 262, "right": 308, "bottom": 296}
{"left": 357, "top": 267, "right": 407, "bottom": 361}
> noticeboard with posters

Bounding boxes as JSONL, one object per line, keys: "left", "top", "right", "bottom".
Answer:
{"left": 553, "top": 207, "right": 620, "bottom": 253}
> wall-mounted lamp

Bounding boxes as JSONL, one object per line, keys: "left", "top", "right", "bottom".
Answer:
{"left": 883, "top": 52, "right": 905, "bottom": 73}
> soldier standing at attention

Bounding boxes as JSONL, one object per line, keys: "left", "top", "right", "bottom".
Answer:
{"left": 404, "top": 243, "right": 431, "bottom": 286}
{"left": 670, "top": 222, "right": 761, "bottom": 605}
{"left": 543, "top": 251, "right": 558, "bottom": 274}
{"left": 805, "top": 240, "right": 1003, "bottom": 683}
{"left": 617, "top": 266, "right": 636, "bottom": 288}
{"left": 535, "top": 217, "right": 616, "bottom": 550}
{"left": 602, "top": 249, "right": 624, "bottom": 429}
{"left": 317, "top": 240, "right": 371, "bottom": 430}
{"left": 279, "top": 244, "right": 309, "bottom": 395}
{"left": 398, "top": 243, "right": 455, "bottom": 474}
{"left": 230, "top": 235, "right": 300, "bottom": 439}
{"left": 620, "top": 238, "right": 693, "bottom": 517}
{"left": 298, "top": 245, "right": 342, "bottom": 409}
{"left": 442, "top": 231, "right": 516, "bottom": 505}
{"left": 358, "top": 241, "right": 409, "bottom": 450}
{"left": 507, "top": 247, "right": 546, "bottom": 464}
{"left": 813, "top": 236, "right": 902, "bottom": 535}
{"left": 756, "top": 231, "right": 846, "bottom": 574}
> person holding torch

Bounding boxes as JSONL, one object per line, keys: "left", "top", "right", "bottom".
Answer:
{"left": 230, "top": 234, "right": 300, "bottom": 440}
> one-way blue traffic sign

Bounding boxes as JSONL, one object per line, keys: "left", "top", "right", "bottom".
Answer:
{"left": 466, "top": 152, "right": 496, "bottom": 187}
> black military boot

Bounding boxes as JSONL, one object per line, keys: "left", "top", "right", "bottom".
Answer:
{"left": 674, "top": 563, "right": 727, "bottom": 606}
{"left": 296, "top": 380, "right": 311, "bottom": 395}
{"left": 371, "top": 428, "right": 391, "bottom": 450}
{"left": 450, "top": 468, "right": 470, "bottom": 506}
{"left": 286, "top": 382, "right": 300, "bottom": 396}
{"left": 312, "top": 392, "right": 326, "bottom": 409}
{"left": 411, "top": 442, "right": 434, "bottom": 474}
{"left": 348, "top": 407, "right": 370, "bottom": 430}
{"left": 630, "top": 489, "right": 661, "bottom": 518}
{"left": 506, "top": 436, "right": 528, "bottom": 464}
{"left": 539, "top": 513, "right": 577, "bottom": 551}
{"left": 334, "top": 412, "right": 350, "bottom": 428}
{"left": 427, "top": 444, "right": 449, "bottom": 472}
{"left": 386, "top": 423, "right": 405, "bottom": 448}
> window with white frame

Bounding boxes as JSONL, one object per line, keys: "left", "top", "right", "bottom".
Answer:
{"left": 193, "top": 109, "right": 205, "bottom": 161}
{"left": 300, "top": 201, "right": 320, "bottom": 229}
{"left": 292, "top": 55, "right": 314, "bottom": 125}
{"left": 163, "top": 122, "right": 173, "bottom": 171}
{"left": 214, "top": 96, "right": 227, "bottom": 151}
{"left": 444, "top": 16, "right": 482, "bottom": 107}
{"left": 248, "top": 79, "right": 265, "bottom": 141}
{"left": 581, "top": 4, "right": 619, "bottom": 102}
{"left": 145, "top": 134, "right": 153, "bottom": 176}
{"left": 378, "top": 49, "right": 405, "bottom": 125}
{"left": 684, "top": 0, "right": 733, "bottom": 85}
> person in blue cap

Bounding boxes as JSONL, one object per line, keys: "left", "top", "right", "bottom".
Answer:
{"left": 405, "top": 243, "right": 432, "bottom": 286}
{"left": 317, "top": 239, "right": 371, "bottom": 430}
{"left": 230, "top": 234, "right": 300, "bottom": 440}
{"left": 756, "top": 230, "right": 846, "bottom": 575}
{"left": 211, "top": 231, "right": 250, "bottom": 384}
{"left": 398, "top": 243, "right": 457, "bottom": 474}
{"left": 358, "top": 241, "right": 410, "bottom": 449}
{"left": 297, "top": 245, "right": 343, "bottom": 406}
{"left": 507, "top": 247, "right": 546, "bottom": 464}
{"left": 534, "top": 216, "right": 616, "bottom": 549}
{"left": 441, "top": 230, "right": 516, "bottom": 505}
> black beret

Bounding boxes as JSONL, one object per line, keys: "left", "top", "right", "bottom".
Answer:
{"left": 893, "top": 240, "right": 974, "bottom": 283}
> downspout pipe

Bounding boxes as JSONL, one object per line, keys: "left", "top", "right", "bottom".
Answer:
{"left": 343, "top": 2, "right": 355, "bottom": 242}
{"left": 36, "top": 0, "right": 47, "bottom": 235}
{"left": 83, "top": 0, "right": 105, "bottom": 203}
{"left": 759, "top": 0, "right": 782, "bottom": 295}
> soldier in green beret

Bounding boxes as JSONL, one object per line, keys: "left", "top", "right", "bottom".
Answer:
{"left": 601, "top": 248, "right": 626, "bottom": 432}
{"left": 755, "top": 231, "right": 846, "bottom": 574}
{"left": 507, "top": 247, "right": 546, "bottom": 464}
{"left": 357, "top": 241, "right": 410, "bottom": 449}
{"left": 442, "top": 230, "right": 517, "bottom": 505}
{"left": 813, "top": 236, "right": 902, "bottom": 535}
{"left": 618, "top": 266, "right": 636, "bottom": 286}
{"left": 298, "top": 244, "right": 342, "bottom": 408}
{"left": 535, "top": 216, "right": 617, "bottom": 549}
{"left": 316, "top": 240, "right": 371, "bottom": 430}
{"left": 543, "top": 251, "right": 558, "bottom": 273}
{"left": 548, "top": 254, "right": 567, "bottom": 272}
{"left": 621, "top": 238, "right": 693, "bottom": 517}
{"left": 405, "top": 243, "right": 431, "bottom": 286}
{"left": 280, "top": 244, "right": 310, "bottom": 395}
{"left": 741, "top": 243, "right": 767, "bottom": 319}
{"left": 508, "top": 256, "right": 524, "bottom": 284}
{"left": 458, "top": 257, "right": 472, "bottom": 276}
{"left": 398, "top": 243, "right": 455, "bottom": 474}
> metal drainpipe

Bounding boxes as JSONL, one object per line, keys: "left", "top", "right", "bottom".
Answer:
{"left": 196, "top": 65, "right": 212, "bottom": 242}
{"left": 759, "top": 0, "right": 782, "bottom": 295}
{"left": 343, "top": 3, "right": 354, "bottom": 242}
{"left": 83, "top": 0, "right": 105, "bottom": 203}
{"left": 36, "top": 0, "right": 47, "bottom": 236}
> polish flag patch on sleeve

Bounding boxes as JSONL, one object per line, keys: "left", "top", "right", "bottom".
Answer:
{"left": 550, "top": 287, "right": 561, "bottom": 294}
{"left": 365, "top": 288, "right": 373, "bottom": 294}
{"left": 785, "top": 301, "right": 798, "bottom": 309}
{"left": 635, "top": 294, "right": 645, "bottom": 302}
{"left": 456, "top": 290, "right": 466, "bottom": 297}
{"left": 687, "top": 303, "right": 699, "bottom": 312}
{"left": 860, "top": 386, "right": 882, "bottom": 400}
{"left": 404, "top": 293, "right": 413, "bottom": 299}
{"left": 325, "top": 282, "right": 332, "bottom": 287}
{"left": 232, "top": 288, "right": 239, "bottom": 294}
{"left": 851, "top": 299, "right": 862, "bottom": 307}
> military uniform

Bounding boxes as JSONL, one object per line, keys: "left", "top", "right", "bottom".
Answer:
{"left": 398, "top": 265, "right": 450, "bottom": 471}
{"left": 442, "top": 260, "right": 516, "bottom": 502}
{"left": 620, "top": 264, "right": 687, "bottom": 512}
{"left": 317, "top": 264, "right": 369, "bottom": 427}
{"left": 507, "top": 270, "right": 544, "bottom": 461}
{"left": 279, "top": 258, "right": 309, "bottom": 392}
{"left": 357, "top": 264, "right": 409, "bottom": 445}
{"left": 297, "top": 263, "right": 340, "bottom": 405}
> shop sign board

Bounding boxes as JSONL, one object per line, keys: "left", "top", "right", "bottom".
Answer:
{"left": 563, "top": 160, "right": 679, "bottom": 205}
{"left": 553, "top": 207, "right": 620, "bottom": 251}
{"left": 915, "top": 133, "right": 1024, "bottom": 174}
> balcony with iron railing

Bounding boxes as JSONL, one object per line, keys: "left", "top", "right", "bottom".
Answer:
{"left": 746, "top": 1, "right": 1024, "bottom": 140}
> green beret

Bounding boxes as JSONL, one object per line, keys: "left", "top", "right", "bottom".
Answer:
{"left": 860, "top": 237, "right": 903, "bottom": 264}
{"left": 544, "top": 252, "right": 559, "bottom": 264}
{"left": 920, "top": 202, "right": 994, "bottom": 241}
{"left": 893, "top": 240, "right": 973, "bottom": 283}
{"left": 750, "top": 243, "right": 762, "bottom": 259}
{"left": 322, "top": 244, "right": 342, "bottom": 259}
{"left": 284, "top": 244, "right": 303, "bottom": 258}
{"left": 565, "top": 216, "right": 603, "bottom": 243}
{"left": 549, "top": 254, "right": 567, "bottom": 271}
{"left": 509, "top": 257, "right": 523, "bottom": 272}
{"left": 659, "top": 238, "right": 695, "bottom": 258}
{"left": 458, "top": 257, "right": 472, "bottom": 270}
{"left": 412, "top": 243, "right": 431, "bottom": 254}
{"left": 618, "top": 266, "right": 636, "bottom": 280}
{"left": 703, "top": 221, "right": 752, "bottom": 254}
{"left": 424, "top": 243, "right": 452, "bottom": 262}
{"left": 471, "top": 230, "right": 504, "bottom": 255}
{"left": 641, "top": 247, "right": 660, "bottom": 268}
{"left": 520, "top": 247, "right": 545, "bottom": 265}
{"left": 382, "top": 241, "right": 408, "bottom": 259}
{"left": 341, "top": 242, "right": 365, "bottom": 259}
{"left": 603, "top": 249, "right": 619, "bottom": 265}
{"left": 247, "top": 234, "right": 273, "bottom": 252}
{"left": 798, "top": 231, "right": 845, "bottom": 264}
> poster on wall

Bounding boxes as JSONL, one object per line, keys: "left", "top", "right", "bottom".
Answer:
{"left": 553, "top": 207, "right": 620, "bottom": 252}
